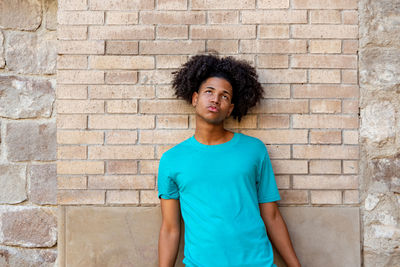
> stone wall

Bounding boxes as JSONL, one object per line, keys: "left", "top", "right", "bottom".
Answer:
{"left": 0, "top": 0, "right": 58, "bottom": 266}
{"left": 359, "top": 0, "right": 400, "bottom": 266}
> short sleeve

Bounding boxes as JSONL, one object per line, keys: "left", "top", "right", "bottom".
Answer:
{"left": 157, "top": 153, "right": 180, "bottom": 200}
{"left": 256, "top": 149, "right": 281, "bottom": 203}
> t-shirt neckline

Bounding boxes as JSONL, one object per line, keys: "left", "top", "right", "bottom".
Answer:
{"left": 190, "top": 132, "right": 240, "bottom": 149}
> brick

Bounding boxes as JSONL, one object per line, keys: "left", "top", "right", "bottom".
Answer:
{"left": 57, "top": 70, "right": 104, "bottom": 84}
{"left": 88, "top": 175, "right": 154, "bottom": 189}
{"left": 259, "top": 115, "right": 289, "bottom": 128}
{"left": 259, "top": 25, "right": 289, "bottom": 39}
{"left": 257, "top": 55, "right": 288, "bottom": 68}
{"left": 310, "top": 10, "right": 341, "bottom": 24}
{"left": 262, "top": 85, "right": 291, "bottom": 99}
{"left": 206, "top": 40, "right": 238, "bottom": 54}
{"left": 89, "top": 0, "right": 154, "bottom": 10}
{"left": 58, "top": 0, "right": 87, "bottom": 10}
{"left": 241, "top": 10, "right": 307, "bottom": 24}
{"left": 57, "top": 26, "right": 87, "bottom": 40}
{"left": 242, "top": 130, "right": 308, "bottom": 144}
{"left": 57, "top": 131, "right": 104, "bottom": 144}
{"left": 293, "top": 175, "right": 358, "bottom": 189}
{"left": 156, "top": 145, "right": 174, "bottom": 158}
{"left": 310, "top": 130, "right": 341, "bottom": 144}
{"left": 57, "top": 176, "right": 87, "bottom": 189}
{"left": 293, "top": 114, "right": 358, "bottom": 128}
{"left": 276, "top": 175, "right": 290, "bottom": 189}
{"left": 278, "top": 190, "right": 308, "bottom": 204}
{"left": 310, "top": 99, "right": 341, "bottom": 113}
{"left": 192, "top": 0, "right": 255, "bottom": 9}
{"left": 106, "top": 190, "right": 139, "bottom": 204}
{"left": 292, "top": 0, "right": 358, "bottom": 9}
{"left": 223, "top": 115, "right": 257, "bottom": 129}
{"left": 240, "top": 40, "right": 307, "bottom": 54}
{"left": 311, "top": 190, "right": 342, "bottom": 204}
{"left": 140, "top": 41, "right": 205, "bottom": 55}
{"left": 106, "top": 12, "right": 138, "bottom": 24}
{"left": 89, "top": 115, "right": 154, "bottom": 129}
{"left": 342, "top": 99, "right": 358, "bottom": 114}
{"left": 106, "top": 100, "right": 138, "bottom": 113}
{"left": 140, "top": 160, "right": 158, "bottom": 174}
{"left": 191, "top": 25, "right": 256, "bottom": 39}
{"left": 293, "top": 145, "right": 359, "bottom": 159}
{"left": 344, "top": 190, "right": 359, "bottom": 204}
{"left": 342, "top": 11, "right": 358, "bottom": 25}
{"left": 251, "top": 99, "right": 309, "bottom": 114}
{"left": 342, "top": 70, "right": 358, "bottom": 84}
{"left": 140, "top": 11, "right": 205, "bottom": 24}
{"left": 141, "top": 190, "right": 159, "bottom": 204}
{"left": 292, "top": 25, "right": 358, "bottom": 39}
{"left": 90, "top": 56, "right": 154, "bottom": 69}
{"left": 293, "top": 85, "right": 359, "bottom": 98}
{"left": 157, "top": 0, "right": 187, "bottom": 10}
{"left": 106, "top": 131, "right": 138, "bottom": 144}
{"left": 89, "top": 146, "right": 154, "bottom": 159}
{"left": 291, "top": 55, "right": 357, "bottom": 69}
{"left": 208, "top": 11, "right": 238, "bottom": 24}
{"left": 58, "top": 41, "right": 104, "bottom": 55}
{"left": 140, "top": 100, "right": 193, "bottom": 114}
{"left": 342, "top": 40, "right": 358, "bottom": 54}
{"left": 106, "top": 41, "right": 138, "bottom": 55}
{"left": 56, "top": 85, "right": 88, "bottom": 99}
{"left": 107, "top": 160, "right": 137, "bottom": 174}
{"left": 268, "top": 145, "right": 295, "bottom": 159}
{"left": 310, "top": 70, "right": 341, "bottom": 83}
{"left": 57, "top": 55, "right": 88, "bottom": 69}
{"left": 258, "top": 0, "right": 289, "bottom": 8}
{"left": 343, "top": 160, "right": 358, "bottom": 174}
{"left": 157, "top": 25, "right": 188, "bottom": 39}
{"left": 156, "top": 85, "right": 175, "bottom": 98}
{"left": 57, "top": 115, "right": 87, "bottom": 129}
{"left": 57, "top": 100, "right": 104, "bottom": 114}
{"left": 157, "top": 115, "right": 188, "bottom": 129}
{"left": 140, "top": 130, "right": 193, "bottom": 144}
{"left": 258, "top": 69, "right": 307, "bottom": 84}
{"left": 310, "top": 160, "right": 341, "bottom": 174}
{"left": 58, "top": 190, "right": 105, "bottom": 205}
{"left": 309, "top": 40, "right": 341, "bottom": 54}
{"left": 156, "top": 55, "right": 188, "bottom": 68}
{"left": 90, "top": 85, "right": 154, "bottom": 99}
{"left": 105, "top": 71, "right": 138, "bottom": 84}
{"left": 58, "top": 11, "right": 104, "bottom": 25}
{"left": 90, "top": 26, "right": 155, "bottom": 40}
{"left": 139, "top": 70, "right": 174, "bottom": 85}
{"left": 57, "top": 161, "right": 104, "bottom": 174}
{"left": 343, "top": 130, "right": 358, "bottom": 144}
{"left": 58, "top": 146, "right": 87, "bottom": 159}
{"left": 272, "top": 160, "right": 308, "bottom": 174}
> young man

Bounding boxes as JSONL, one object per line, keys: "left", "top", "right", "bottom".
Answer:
{"left": 157, "top": 54, "right": 300, "bottom": 267}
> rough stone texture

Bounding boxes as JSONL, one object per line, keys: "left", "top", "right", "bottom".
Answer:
{"left": 5, "top": 31, "right": 57, "bottom": 74}
{"left": 0, "top": 165, "right": 27, "bottom": 204}
{"left": 0, "top": 0, "right": 42, "bottom": 31}
{"left": 29, "top": 164, "right": 57, "bottom": 205}
{"left": 0, "top": 30, "right": 4, "bottom": 68}
{"left": 360, "top": 0, "right": 400, "bottom": 266}
{"left": 45, "top": 0, "right": 57, "bottom": 30}
{"left": 0, "top": 206, "right": 57, "bottom": 248}
{"left": 5, "top": 121, "right": 56, "bottom": 162}
{"left": 0, "top": 75, "right": 55, "bottom": 119}
{"left": 0, "top": 245, "right": 57, "bottom": 267}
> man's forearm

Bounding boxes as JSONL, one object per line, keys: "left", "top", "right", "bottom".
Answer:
{"left": 158, "top": 228, "right": 180, "bottom": 267}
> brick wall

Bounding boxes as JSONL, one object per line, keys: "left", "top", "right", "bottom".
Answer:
{"left": 57, "top": 0, "right": 360, "bottom": 207}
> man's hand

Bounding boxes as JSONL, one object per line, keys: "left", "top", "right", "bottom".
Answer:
{"left": 259, "top": 202, "right": 301, "bottom": 267}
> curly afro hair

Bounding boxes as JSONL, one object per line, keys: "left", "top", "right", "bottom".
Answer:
{"left": 171, "top": 53, "right": 264, "bottom": 122}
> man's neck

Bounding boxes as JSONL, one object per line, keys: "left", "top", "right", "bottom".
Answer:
{"left": 194, "top": 120, "right": 234, "bottom": 145}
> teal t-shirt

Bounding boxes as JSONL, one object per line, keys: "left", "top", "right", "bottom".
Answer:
{"left": 157, "top": 132, "right": 280, "bottom": 267}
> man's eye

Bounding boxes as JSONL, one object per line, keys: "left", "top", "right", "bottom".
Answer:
{"left": 222, "top": 95, "right": 229, "bottom": 100}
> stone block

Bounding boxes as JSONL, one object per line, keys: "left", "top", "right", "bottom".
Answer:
{"left": 0, "top": 206, "right": 57, "bottom": 248}
{"left": 5, "top": 31, "right": 57, "bottom": 74}
{"left": 45, "top": 0, "right": 57, "bottom": 30}
{"left": 0, "top": 75, "right": 55, "bottom": 119}
{"left": 0, "top": 31, "right": 4, "bottom": 68}
{"left": 370, "top": 153, "right": 400, "bottom": 193}
{"left": 29, "top": 164, "right": 57, "bottom": 205}
{"left": 0, "top": 165, "right": 26, "bottom": 204}
{"left": 0, "top": 245, "right": 57, "bottom": 267}
{"left": 0, "top": 0, "right": 42, "bottom": 30}
{"left": 6, "top": 121, "right": 56, "bottom": 162}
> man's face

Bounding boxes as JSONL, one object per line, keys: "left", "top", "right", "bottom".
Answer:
{"left": 191, "top": 77, "right": 234, "bottom": 125}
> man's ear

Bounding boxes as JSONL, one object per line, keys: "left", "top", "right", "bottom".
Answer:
{"left": 227, "top": 103, "right": 234, "bottom": 118}
{"left": 192, "top": 91, "right": 198, "bottom": 107}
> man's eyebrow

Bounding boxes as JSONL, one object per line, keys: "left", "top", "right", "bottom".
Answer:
{"left": 205, "top": 86, "right": 232, "bottom": 96}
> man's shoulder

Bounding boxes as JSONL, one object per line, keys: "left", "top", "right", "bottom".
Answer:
{"left": 160, "top": 136, "right": 193, "bottom": 160}
{"left": 237, "top": 132, "right": 267, "bottom": 150}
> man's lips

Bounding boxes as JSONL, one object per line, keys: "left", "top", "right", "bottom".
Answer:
{"left": 207, "top": 105, "right": 219, "bottom": 112}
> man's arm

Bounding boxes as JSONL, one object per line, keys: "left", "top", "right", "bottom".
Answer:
{"left": 159, "top": 198, "right": 181, "bottom": 267}
{"left": 259, "top": 202, "right": 301, "bottom": 267}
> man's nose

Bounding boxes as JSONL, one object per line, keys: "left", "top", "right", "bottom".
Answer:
{"left": 211, "top": 93, "right": 220, "bottom": 104}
